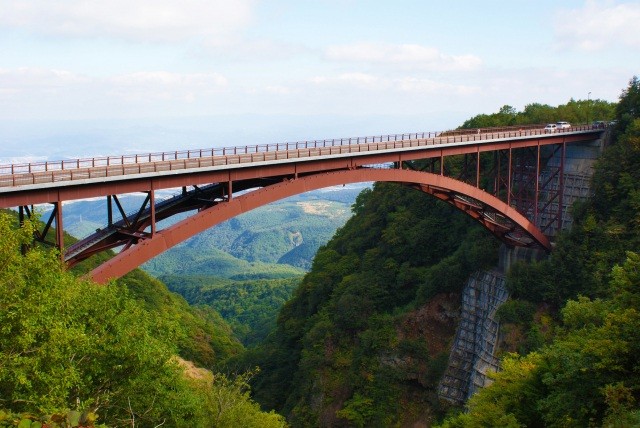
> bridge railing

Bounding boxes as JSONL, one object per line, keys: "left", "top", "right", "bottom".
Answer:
{"left": 0, "top": 131, "right": 444, "bottom": 175}
{"left": 0, "top": 124, "right": 598, "bottom": 187}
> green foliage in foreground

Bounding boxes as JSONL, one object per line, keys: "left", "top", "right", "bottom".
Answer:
{"left": 60, "top": 226, "right": 245, "bottom": 371}
{"left": 0, "top": 408, "right": 105, "bottom": 427}
{"left": 116, "top": 269, "right": 245, "bottom": 369}
{"left": 0, "top": 213, "right": 287, "bottom": 427}
{"left": 53, "top": 217, "right": 245, "bottom": 370}
{"left": 162, "top": 275, "right": 302, "bottom": 347}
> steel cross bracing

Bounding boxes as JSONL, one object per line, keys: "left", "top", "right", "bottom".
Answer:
{"left": 62, "top": 178, "right": 275, "bottom": 267}
{"left": 0, "top": 125, "right": 605, "bottom": 282}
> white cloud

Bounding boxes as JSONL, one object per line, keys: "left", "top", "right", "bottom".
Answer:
{"left": 0, "top": 68, "right": 228, "bottom": 100}
{"left": 0, "top": 67, "right": 230, "bottom": 118}
{"left": 0, "top": 0, "right": 255, "bottom": 43}
{"left": 396, "top": 77, "right": 479, "bottom": 95}
{"left": 312, "top": 72, "right": 381, "bottom": 87}
{"left": 310, "top": 72, "right": 478, "bottom": 95}
{"left": 324, "top": 42, "right": 482, "bottom": 71}
{"left": 0, "top": 67, "right": 91, "bottom": 99}
{"left": 107, "top": 71, "right": 228, "bottom": 101}
{"left": 264, "top": 85, "right": 293, "bottom": 95}
{"left": 554, "top": 0, "right": 640, "bottom": 51}
{"left": 109, "top": 71, "right": 227, "bottom": 88}
{"left": 202, "top": 37, "right": 308, "bottom": 61}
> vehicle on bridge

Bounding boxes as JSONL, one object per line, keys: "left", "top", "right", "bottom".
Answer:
{"left": 556, "top": 121, "right": 571, "bottom": 129}
{"left": 544, "top": 123, "right": 557, "bottom": 133}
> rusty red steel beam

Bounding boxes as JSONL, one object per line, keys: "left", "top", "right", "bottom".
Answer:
{"left": 89, "top": 168, "right": 551, "bottom": 284}
{"left": 0, "top": 130, "right": 600, "bottom": 209}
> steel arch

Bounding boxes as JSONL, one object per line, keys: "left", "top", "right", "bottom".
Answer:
{"left": 89, "top": 168, "right": 550, "bottom": 284}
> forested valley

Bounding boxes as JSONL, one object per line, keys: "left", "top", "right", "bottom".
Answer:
{"left": 1, "top": 77, "right": 639, "bottom": 427}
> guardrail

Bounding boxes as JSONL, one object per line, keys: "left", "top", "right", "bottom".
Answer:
{"left": 0, "top": 124, "right": 598, "bottom": 188}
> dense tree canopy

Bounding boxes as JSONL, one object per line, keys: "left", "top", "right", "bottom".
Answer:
{"left": 163, "top": 275, "right": 301, "bottom": 346}
{"left": 461, "top": 98, "right": 615, "bottom": 129}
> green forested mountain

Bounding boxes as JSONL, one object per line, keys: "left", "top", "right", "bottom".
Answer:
{"left": 162, "top": 275, "right": 302, "bottom": 346}
{"left": 146, "top": 246, "right": 304, "bottom": 280}
{"left": 241, "top": 184, "right": 500, "bottom": 426}
{"left": 140, "top": 187, "right": 360, "bottom": 347}
{"left": 236, "top": 87, "right": 628, "bottom": 427}
{"left": 143, "top": 188, "right": 358, "bottom": 274}
{"left": 46, "top": 186, "right": 361, "bottom": 350}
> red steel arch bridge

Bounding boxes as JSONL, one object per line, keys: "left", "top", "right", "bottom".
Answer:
{"left": 0, "top": 124, "right": 606, "bottom": 283}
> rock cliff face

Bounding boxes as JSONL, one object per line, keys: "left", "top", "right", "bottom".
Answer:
{"left": 438, "top": 270, "right": 507, "bottom": 404}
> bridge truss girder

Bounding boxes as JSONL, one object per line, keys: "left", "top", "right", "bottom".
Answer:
{"left": 87, "top": 168, "right": 551, "bottom": 283}
{"left": 400, "top": 141, "right": 567, "bottom": 235}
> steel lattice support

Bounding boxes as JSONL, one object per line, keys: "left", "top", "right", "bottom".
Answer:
{"left": 535, "top": 143, "right": 566, "bottom": 235}
{"left": 18, "top": 202, "right": 64, "bottom": 260}
{"left": 509, "top": 146, "right": 540, "bottom": 223}
{"left": 64, "top": 178, "right": 274, "bottom": 267}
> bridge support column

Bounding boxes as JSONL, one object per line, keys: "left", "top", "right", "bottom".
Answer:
{"left": 507, "top": 146, "right": 512, "bottom": 206}
{"left": 557, "top": 142, "right": 566, "bottom": 232}
{"left": 19, "top": 206, "right": 28, "bottom": 255}
{"left": 54, "top": 201, "right": 64, "bottom": 261}
{"left": 534, "top": 143, "right": 540, "bottom": 224}
{"left": 107, "top": 195, "right": 113, "bottom": 226}
{"left": 476, "top": 148, "right": 481, "bottom": 188}
{"left": 149, "top": 189, "right": 156, "bottom": 237}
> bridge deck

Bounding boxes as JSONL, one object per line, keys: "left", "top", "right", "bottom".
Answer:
{"left": 0, "top": 125, "right": 601, "bottom": 208}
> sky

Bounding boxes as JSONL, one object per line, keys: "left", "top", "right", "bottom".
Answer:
{"left": 0, "top": 0, "right": 639, "bottom": 163}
